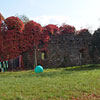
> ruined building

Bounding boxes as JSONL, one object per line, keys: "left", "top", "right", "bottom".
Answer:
{"left": 17, "top": 28, "right": 100, "bottom": 69}
{"left": 0, "top": 13, "right": 100, "bottom": 70}
{"left": 38, "top": 30, "right": 93, "bottom": 68}
{"left": 5, "top": 28, "right": 100, "bottom": 69}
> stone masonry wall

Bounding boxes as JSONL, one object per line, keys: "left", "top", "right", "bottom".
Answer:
{"left": 40, "top": 31, "right": 93, "bottom": 68}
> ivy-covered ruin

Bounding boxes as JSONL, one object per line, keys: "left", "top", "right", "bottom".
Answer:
{"left": 0, "top": 13, "right": 100, "bottom": 70}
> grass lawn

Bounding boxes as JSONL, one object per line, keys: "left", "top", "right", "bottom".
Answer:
{"left": 0, "top": 64, "right": 100, "bottom": 100}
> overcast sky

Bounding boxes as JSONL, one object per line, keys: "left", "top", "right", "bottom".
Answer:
{"left": 1, "top": 0, "right": 100, "bottom": 32}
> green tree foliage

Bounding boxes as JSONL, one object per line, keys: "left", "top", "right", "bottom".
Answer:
{"left": 15, "top": 14, "right": 29, "bottom": 24}
{"left": 90, "top": 28, "right": 100, "bottom": 63}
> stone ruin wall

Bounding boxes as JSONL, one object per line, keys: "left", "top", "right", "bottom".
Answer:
{"left": 39, "top": 31, "right": 93, "bottom": 68}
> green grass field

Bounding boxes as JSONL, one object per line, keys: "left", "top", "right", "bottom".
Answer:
{"left": 0, "top": 64, "right": 100, "bottom": 100}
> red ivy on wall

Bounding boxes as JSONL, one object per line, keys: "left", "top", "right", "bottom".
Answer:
{"left": 0, "top": 16, "right": 24, "bottom": 61}
{"left": 0, "top": 18, "right": 51, "bottom": 61}
{"left": 44, "top": 24, "right": 59, "bottom": 35}
{"left": 39, "top": 27, "right": 50, "bottom": 52}
{"left": 2, "top": 30, "right": 20, "bottom": 60}
{"left": 59, "top": 24, "right": 75, "bottom": 34}
{"left": 24, "top": 21, "right": 43, "bottom": 46}
{"left": 76, "top": 29, "right": 89, "bottom": 35}
{"left": 79, "top": 29, "right": 88, "bottom": 33}
{"left": 0, "top": 15, "right": 90, "bottom": 62}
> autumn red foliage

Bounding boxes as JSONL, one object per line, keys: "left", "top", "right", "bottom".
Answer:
{"left": 0, "top": 17, "right": 24, "bottom": 61}
{"left": 79, "top": 29, "right": 88, "bottom": 33}
{"left": 38, "top": 27, "right": 50, "bottom": 52}
{"left": 0, "top": 16, "right": 77, "bottom": 62}
{"left": 39, "top": 24, "right": 58, "bottom": 51}
{"left": 24, "top": 21, "right": 42, "bottom": 45}
{"left": 5, "top": 16, "right": 24, "bottom": 31}
{"left": 1, "top": 30, "right": 20, "bottom": 60}
{"left": 0, "top": 18, "right": 51, "bottom": 61}
{"left": 0, "top": 21, "right": 1, "bottom": 33}
{"left": 17, "top": 21, "right": 42, "bottom": 56}
{"left": 0, "top": 14, "right": 87, "bottom": 62}
{"left": 76, "top": 28, "right": 89, "bottom": 35}
{"left": 0, "top": 13, "right": 4, "bottom": 21}
{"left": 44, "top": 24, "right": 59, "bottom": 35}
{"left": 59, "top": 24, "right": 75, "bottom": 34}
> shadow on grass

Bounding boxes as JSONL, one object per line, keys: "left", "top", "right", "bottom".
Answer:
{"left": 33, "top": 64, "right": 100, "bottom": 77}
{"left": 64, "top": 64, "right": 100, "bottom": 72}
{"left": 36, "top": 64, "right": 100, "bottom": 77}
{"left": 11, "top": 69, "right": 72, "bottom": 78}
{"left": 1, "top": 64, "right": 100, "bottom": 78}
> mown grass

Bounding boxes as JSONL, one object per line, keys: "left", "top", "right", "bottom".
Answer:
{"left": 0, "top": 64, "right": 100, "bottom": 100}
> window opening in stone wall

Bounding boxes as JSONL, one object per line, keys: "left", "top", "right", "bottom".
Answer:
{"left": 41, "top": 51, "right": 47, "bottom": 60}
{"left": 79, "top": 48, "right": 85, "bottom": 59}
{"left": 79, "top": 52, "right": 85, "bottom": 59}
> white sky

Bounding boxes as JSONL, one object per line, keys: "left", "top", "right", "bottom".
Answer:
{"left": 1, "top": 0, "right": 100, "bottom": 32}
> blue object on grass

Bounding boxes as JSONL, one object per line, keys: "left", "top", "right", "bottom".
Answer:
{"left": 34, "top": 65, "right": 43, "bottom": 73}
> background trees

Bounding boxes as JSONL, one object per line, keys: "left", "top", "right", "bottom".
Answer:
{"left": 15, "top": 14, "right": 29, "bottom": 24}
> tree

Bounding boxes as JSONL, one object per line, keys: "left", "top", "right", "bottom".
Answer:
{"left": 91, "top": 28, "right": 100, "bottom": 63}
{"left": 0, "top": 16, "right": 24, "bottom": 70}
{"left": 22, "top": 21, "right": 51, "bottom": 68}
{"left": 0, "top": 13, "right": 5, "bottom": 21}
{"left": 22, "top": 20, "right": 43, "bottom": 68}
{"left": 5, "top": 16, "right": 24, "bottom": 31}
{"left": 15, "top": 14, "right": 29, "bottom": 24}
